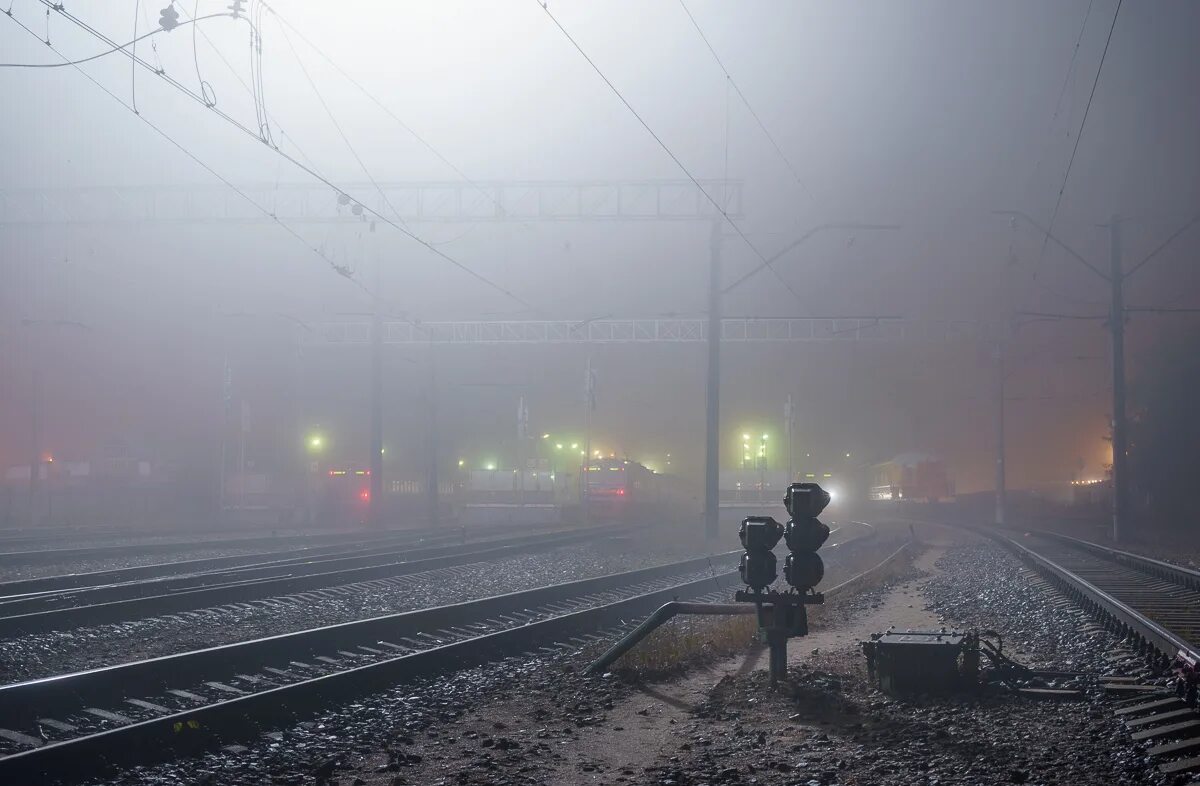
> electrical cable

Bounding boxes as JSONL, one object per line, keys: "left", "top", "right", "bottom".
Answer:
{"left": 29, "top": 0, "right": 536, "bottom": 312}
{"left": 0, "top": 12, "right": 227, "bottom": 67}
{"left": 259, "top": 1, "right": 519, "bottom": 227}
{"left": 131, "top": 0, "right": 140, "bottom": 112}
{"left": 276, "top": 19, "right": 408, "bottom": 229}
{"left": 533, "top": 0, "right": 809, "bottom": 308}
{"left": 1023, "top": 0, "right": 1094, "bottom": 198}
{"left": 192, "top": 0, "right": 216, "bottom": 106}
{"left": 677, "top": 0, "right": 812, "bottom": 200}
{"left": 1, "top": 7, "right": 370, "bottom": 297}
{"left": 1031, "top": 0, "right": 1123, "bottom": 283}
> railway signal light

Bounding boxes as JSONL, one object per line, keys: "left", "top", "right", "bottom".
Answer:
{"left": 738, "top": 516, "right": 783, "bottom": 591}
{"left": 783, "top": 482, "right": 831, "bottom": 591}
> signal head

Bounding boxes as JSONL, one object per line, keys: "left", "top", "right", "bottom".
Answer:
{"left": 784, "top": 517, "right": 831, "bottom": 553}
{"left": 785, "top": 482, "right": 830, "bottom": 519}
{"left": 738, "top": 516, "right": 784, "bottom": 551}
{"left": 784, "top": 552, "right": 825, "bottom": 590}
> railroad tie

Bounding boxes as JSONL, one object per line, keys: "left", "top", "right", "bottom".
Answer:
{"left": 84, "top": 708, "right": 133, "bottom": 725}
{"left": 166, "top": 690, "right": 208, "bottom": 703}
{"left": 36, "top": 718, "right": 76, "bottom": 733}
{"left": 1115, "top": 697, "right": 1186, "bottom": 717}
{"left": 1131, "top": 719, "right": 1200, "bottom": 742}
{"left": 124, "top": 698, "right": 171, "bottom": 714}
{"left": 0, "top": 728, "right": 43, "bottom": 749}
{"left": 1125, "top": 709, "right": 1198, "bottom": 729}
{"left": 1149, "top": 736, "right": 1200, "bottom": 758}
{"left": 205, "top": 682, "right": 248, "bottom": 696}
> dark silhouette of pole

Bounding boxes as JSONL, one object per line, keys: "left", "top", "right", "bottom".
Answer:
{"left": 426, "top": 352, "right": 439, "bottom": 528}
{"left": 704, "top": 218, "right": 722, "bottom": 540}
{"left": 993, "top": 340, "right": 1006, "bottom": 527}
{"left": 1108, "top": 215, "right": 1128, "bottom": 543}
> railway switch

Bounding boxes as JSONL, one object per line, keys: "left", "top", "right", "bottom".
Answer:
{"left": 735, "top": 483, "right": 830, "bottom": 686}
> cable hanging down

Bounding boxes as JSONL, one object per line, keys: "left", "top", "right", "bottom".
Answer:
{"left": 1, "top": 5, "right": 371, "bottom": 298}
{"left": 0, "top": 12, "right": 228, "bottom": 68}
{"left": 24, "top": 0, "right": 537, "bottom": 313}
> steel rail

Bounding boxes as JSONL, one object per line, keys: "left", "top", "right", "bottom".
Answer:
{"left": 995, "top": 533, "right": 1200, "bottom": 667}
{"left": 0, "top": 526, "right": 619, "bottom": 615}
{"left": 0, "top": 554, "right": 743, "bottom": 781}
{"left": 0, "top": 524, "right": 545, "bottom": 598}
{"left": 0, "top": 528, "right": 622, "bottom": 635}
{"left": 1026, "top": 529, "right": 1200, "bottom": 592}
{"left": 0, "top": 527, "right": 448, "bottom": 567}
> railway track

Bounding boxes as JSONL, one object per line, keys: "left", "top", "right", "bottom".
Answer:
{"left": 0, "top": 521, "right": 880, "bottom": 782}
{"left": 0, "top": 526, "right": 451, "bottom": 568}
{"left": 0, "top": 553, "right": 743, "bottom": 781}
{"left": 1000, "top": 530, "right": 1200, "bottom": 666}
{"left": 0, "top": 526, "right": 623, "bottom": 635}
{"left": 986, "top": 528, "right": 1200, "bottom": 776}
{"left": 0, "top": 523, "right": 543, "bottom": 596}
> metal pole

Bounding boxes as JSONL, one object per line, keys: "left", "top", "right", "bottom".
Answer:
{"left": 1109, "top": 215, "right": 1128, "bottom": 543}
{"left": 369, "top": 247, "right": 384, "bottom": 527}
{"left": 994, "top": 340, "right": 1006, "bottom": 527}
{"left": 785, "top": 393, "right": 794, "bottom": 485}
{"left": 583, "top": 356, "right": 592, "bottom": 527}
{"left": 426, "top": 351, "right": 439, "bottom": 528}
{"left": 218, "top": 357, "right": 229, "bottom": 522}
{"left": 704, "top": 218, "right": 722, "bottom": 540}
{"left": 29, "top": 363, "right": 41, "bottom": 528}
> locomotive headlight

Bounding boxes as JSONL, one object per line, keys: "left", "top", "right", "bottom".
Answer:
{"left": 827, "top": 487, "right": 840, "bottom": 503}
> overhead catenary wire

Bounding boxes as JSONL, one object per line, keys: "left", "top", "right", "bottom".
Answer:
{"left": 1030, "top": 0, "right": 1123, "bottom": 284}
{"left": 0, "top": 12, "right": 227, "bottom": 67}
{"left": 275, "top": 19, "right": 409, "bottom": 229}
{"left": 28, "top": 0, "right": 536, "bottom": 313}
{"left": 258, "top": 2, "right": 524, "bottom": 230}
{"left": 1, "top": 7, "right": 371, "bottom": 299}
{"left": 677, "top": 0, "right": 812, "bottom": 201}
{"left": 532, "top": 0, "right": 809, "bottom": 308}
{"left": 1023, "top": 0, "right": 1095, "bottom": 198}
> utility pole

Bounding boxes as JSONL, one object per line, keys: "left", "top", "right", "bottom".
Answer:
{"left": 1108, "top": 215, "right": 1128, "bottom": 543}
{"left": 29, "top": 364, "right": 41, "bottom": 528}
{"left": 583, "top": 356, "right": 593, "bottom": 527}
{"left": 704, "top": 218, "right": 722, "bottom": 541}
{"left": 997, "top": 208, "right": 1200, "bottom": 543}
{"left": 785, "top": 393, "right": 794, "bottom": 485}
{"left": 425, "top": 352, "right": 439, "bottom": 528}
{"left": 993, "top": 340, "right": 1006, "bottom": 527}
{"left": 369, "top": 227, "right": 384, "bottom": 527}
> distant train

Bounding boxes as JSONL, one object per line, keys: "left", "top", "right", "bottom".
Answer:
{"left": 318, "top": 468, "right": 372, "bottom": 526}
{"left": 582, "top": 458, "right": 695, "bottom": 521}
{"left": 869, "top": 453, "right": 953, "bottom": 503}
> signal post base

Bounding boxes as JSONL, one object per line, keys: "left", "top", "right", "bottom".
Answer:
{"left": 735, "top": 589, "right": 824, "bottom": 687}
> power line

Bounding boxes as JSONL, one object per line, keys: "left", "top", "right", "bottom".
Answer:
{"left": 28, "top": 0, "right": 536, "bottom": 312}
{"left": 259, "top": 2, "right": 516, "bottom": 224}
{"left": 1023, "top": 0, "right": 1094, "bottom": 196}
{"left": 2, "top": 7, "right": 370, "bottom": 298}
{"left": 275, "top": 19, "right": 408, "bottom": 229}
{"left": 1031, "top": 0, "right": 1122, "bottom": 282}
{"left": 533, "top": 0, "right": 807, "bottom": 306}
{"left": 676, "top": 0, "right": 811, "bottom": 200}
{"left": 0, "top": 12, "right": 226, "bottom": 67}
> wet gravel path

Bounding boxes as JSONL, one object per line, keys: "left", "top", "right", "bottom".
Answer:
{"left": 0, "top": 543, "right": 692, "bottom": 684}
